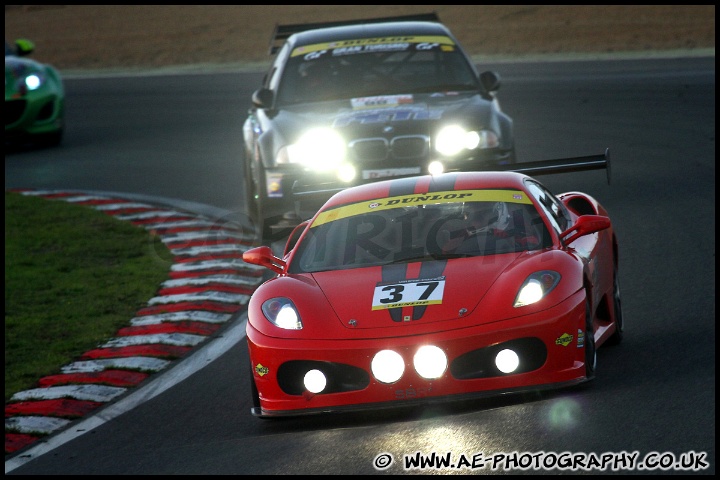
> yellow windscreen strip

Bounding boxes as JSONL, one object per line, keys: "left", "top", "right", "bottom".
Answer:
{"left": 312, "top": 190, "right": 532, "bottom": 227}
{"left": 291, "top": 35, "right": 455, "bottom": 57}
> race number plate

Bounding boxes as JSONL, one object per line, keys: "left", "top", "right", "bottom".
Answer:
{"left": 362, "top": 167, "right": 421, "bottom": 180}
{"left": 372, "top": 276, "right": 445, "bottom": 310}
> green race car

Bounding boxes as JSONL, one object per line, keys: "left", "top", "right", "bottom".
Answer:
{"left": 5, "top": 38, "right": 64, "bottom": 147}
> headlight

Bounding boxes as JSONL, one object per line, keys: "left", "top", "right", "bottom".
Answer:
{"left": 435, "top": 125, "right": 499, "bottom": 156}
{"left": 514, "top": 271, "right": 561, "bottom": 307}
{"left": 261, "top": 297, "right": 303, "bottom": 330}
{"left": 24, "top": 73, "right": 43, "bottom": 90}
{"left": 278, "top": 127, "right": 346, "bottom": 170}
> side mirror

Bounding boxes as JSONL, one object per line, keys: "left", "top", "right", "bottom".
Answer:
{"left": 242, "top": 246, "right": 286, "bottom": 274}
{"left": 479, "top": 70, "right": 501, "bottom": 93}
{"left": 251, "top": 88, "right": 274, "bottom": 108}
{"left": 560, "top": 215, "right": 611, "bottom": 245}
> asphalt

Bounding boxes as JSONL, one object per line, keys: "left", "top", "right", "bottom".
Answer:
{"left": 5, "top": 188, "right": 267, "bottom": 460}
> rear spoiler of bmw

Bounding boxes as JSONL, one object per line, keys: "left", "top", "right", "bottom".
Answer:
{"left": 484, "top": 148, "right": 611, "bottom": 184}
{"left": 268, "top": 12, "right": 441, "bottom": 54}
{"left": 292, "top": 148, "right": 611, "bottom": 215}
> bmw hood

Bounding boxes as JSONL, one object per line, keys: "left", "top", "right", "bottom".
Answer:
{"left": 311, "top": 253, "right": 522, "bottom": 331}
{"left": 275, "top": 92, "right": 497, "bottom": 141}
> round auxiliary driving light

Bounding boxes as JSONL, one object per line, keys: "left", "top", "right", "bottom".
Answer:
{"left": 495, "top": 349, "right": 520, "bottom": 374}
{"left": 371, "top": 349, "right": 405, "bottom": 384}
{"left": 337, "top": 163, "right": 357, "bottom": 183}
{"left": 428, "top": 161, "right": 444, "bottom": 176}
{"left": 413, "top": 345, "right": 447, "bottom": 379}
{"left": 303, "top": 369, "right": 327, "bottom": 394}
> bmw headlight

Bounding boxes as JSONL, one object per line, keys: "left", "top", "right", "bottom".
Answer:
{"left": 261, "top": 297, "right": 303, "bottom": 330}
{"left": 514, "top": 271, "right": 561, "bottom": 307}
{"left": 278, "top": 127, "right": 347, "bottom": 171}
{"left": 435, "top": 125, "right": 499, "bottom": 156}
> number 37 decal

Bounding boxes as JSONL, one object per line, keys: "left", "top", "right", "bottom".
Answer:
{"left": 372, "top": 276, "right": 445, "bottom": 310}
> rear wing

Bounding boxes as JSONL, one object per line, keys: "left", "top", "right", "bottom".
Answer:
{"left": 268, "top": 12, "right": 440, "bottom": 54}
{"left": 485, "top": 148, "right": 611, "bottom": 185}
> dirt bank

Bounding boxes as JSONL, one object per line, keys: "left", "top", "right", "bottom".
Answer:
{"left": 4, "top": 5, "right": 715, "bottom": 72}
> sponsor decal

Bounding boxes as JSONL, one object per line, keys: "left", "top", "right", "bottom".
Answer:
{"left": 555, "top": 333, "right": 574, "bottom": 347}
{"left": 266, "top": 173, "right": 283, "bottom": 198}
{"left": 577, "top": 329, "right": 585, "bottom": 348}
{"left": 332, "top": 106, "right": 440, "bottom": 127}
{"left": 311, "top": 189, "right": 531, "bottom": 227}
{"left": 255, "top": 364, "right": 269, "bottom": 376}
{"left": 291, "top": 35, "right": 455, "bottom": 57}
{"left": 333, "top": 42, "right": 410, "bottom": 55}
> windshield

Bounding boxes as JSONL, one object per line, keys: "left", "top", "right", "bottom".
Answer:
{"left": 288, "top": 189, "right": 551, "bottom": 273}
{"left": 276, "top": 35, "right": 480, "bottom": 106}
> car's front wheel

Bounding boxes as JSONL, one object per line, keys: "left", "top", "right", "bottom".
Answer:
{"left": 38, "top": 128, "right": 63, "bottom": 147}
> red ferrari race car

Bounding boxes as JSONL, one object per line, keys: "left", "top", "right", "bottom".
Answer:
{"left": 242, "top": 150, "right": 623, "bottom": 417}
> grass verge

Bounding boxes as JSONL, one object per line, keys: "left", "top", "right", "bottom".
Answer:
{"left": 4, "top": 191, "right": 173, "bottom": 401}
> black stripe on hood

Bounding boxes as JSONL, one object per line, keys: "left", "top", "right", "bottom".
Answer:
{"left": 381, "top": 174, "right": 460, "bottom": 322}
{"left": 382, "top": 176, "right": 421, "bottom": 321}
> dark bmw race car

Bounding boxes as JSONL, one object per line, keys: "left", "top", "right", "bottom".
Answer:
{"left": 243, "top": 13, "right": 515, "bottom": 240}
{"left": 242, "top": 150, "right": 623, "bottom": 418}
{"left": 5, "top": 38, "right": 65, "bottom": 147}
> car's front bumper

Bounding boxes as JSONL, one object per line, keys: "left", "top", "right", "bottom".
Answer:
{"left": 246, "top": 289, "right": 589, "bottom": 417}
{"left": 5, "top": 90, "right": 64, "bottom": 137}
{"left": 263, "top": 148, "right": 516, "bottom": 222}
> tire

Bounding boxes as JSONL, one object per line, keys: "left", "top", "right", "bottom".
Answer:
{"left": 606, "top": 262, "right": 624, "bottom": 345}
{"left": 30, "top": 128, "right": 63, "bottom": 148}
{"left": 584, "top": 300, "right": 597, "bottom": 380}
{"left": 41, "top": 129, "right": 63, "bottom": 147}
